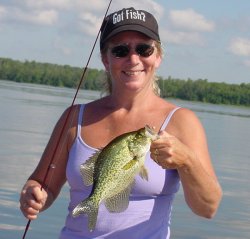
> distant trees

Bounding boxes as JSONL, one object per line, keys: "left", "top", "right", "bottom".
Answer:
{"left": 158, "top": 77, "right": 250, "bottom": 106}
{"left": 0, "top": 57, "right": 249, "bottom": 106}
{"left": 0, "top": 57, "right": 105, "bottom": 90}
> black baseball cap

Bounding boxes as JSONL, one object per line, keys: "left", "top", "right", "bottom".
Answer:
{"left": 100, "top": 7, "right": 160, "bottom": 50}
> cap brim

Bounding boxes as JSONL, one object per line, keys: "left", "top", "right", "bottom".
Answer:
{"left": 101, "top": 25, "right": 160, "bottom": 46}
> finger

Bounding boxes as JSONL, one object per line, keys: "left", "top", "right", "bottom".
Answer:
{"left": 20, "top": 196, "right": 42, "bottom": 210}
{"left": 150, "top": 152, "right": 160, "bottom": 165}
{"left": 19, "top": 189, "right": 32, "bottom": 209}
{"left": 20, "top": 205, "right": 39, "bottom": 220}
{"left": 22, "top": 197, "right": 42, "bottom": 214}
{"left": 26, "top": 214, "right": 39, "bottom": 220}
{"left": 32, "top": 186, "right": 46, "bottom": 202}
{"left": 151, "top": 131, "right": 173, "bottom": 146}
{"left": 21, "top": 202, "right": 39, "bottom": 213}
{"left": 24, "top": 208, "right": 40, "bottom": 220}
{"left": 26, "top": 186, "right": 48, "bottom": 207}
{"left": 20, "top": 187, "right": 44, "bottom": 212}
{"left": 150, "top": 142, "right": 167, "bottom": 150}
{"left": 158, "top": 130, "right": 171, "bottom": 136}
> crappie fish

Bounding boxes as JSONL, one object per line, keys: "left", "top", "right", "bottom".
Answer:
{"left": 72, "top": 125, "right": 158, "bottom": 231}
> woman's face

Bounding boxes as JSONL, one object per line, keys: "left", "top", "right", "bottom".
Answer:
{"left": 102, "top": 31, "right": 162, "bottom": 93}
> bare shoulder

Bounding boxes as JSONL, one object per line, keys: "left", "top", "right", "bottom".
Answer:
{"left": 167, "top": 107, "right": 206, "bottom": 143}
{"left": 55, "top": 104, "right": 80, "bottom": 135}
{"left": 60, "top": 104, "right": 81, "bottom": 149}
{"left": 62, "top": 104, "right": 80, "bottom": 120}
{"left": 172, "top": 107, "right": 201, "bottom": 125}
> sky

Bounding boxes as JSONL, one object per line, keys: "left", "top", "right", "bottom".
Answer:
{"left": 0, "top": 0, "right": 250, "bottom": 84}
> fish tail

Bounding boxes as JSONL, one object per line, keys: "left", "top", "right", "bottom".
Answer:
{"left": 72, "top": 198, "right": 99, "bottom": 231}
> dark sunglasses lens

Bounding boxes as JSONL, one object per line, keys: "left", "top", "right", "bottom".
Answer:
{"left": 111, "top": 44, "right": 154, "bottom": 58}
{"left": 136, "top": 44, "right": 154, "bottom": 57}
{"left": 111, "top": 45, "right": 129, "bottom": 58}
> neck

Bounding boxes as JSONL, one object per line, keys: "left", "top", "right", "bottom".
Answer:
{"left": 108, "top": 89, "right": 157, "bottom": 111}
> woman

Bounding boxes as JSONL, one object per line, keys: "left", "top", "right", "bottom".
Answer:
{"left": 19, "top": 7, "right": 222, "bottom": 239}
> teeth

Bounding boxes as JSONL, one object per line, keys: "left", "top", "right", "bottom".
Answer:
{"left": 124, "top": 71, "right": 142, "bottom": 76}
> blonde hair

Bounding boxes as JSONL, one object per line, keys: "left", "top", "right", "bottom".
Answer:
{"left": 101, "top": 41, "right": 163, "bottom": 96}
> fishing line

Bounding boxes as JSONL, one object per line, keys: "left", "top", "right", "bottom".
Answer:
{"left": 21, "top": 0, "right": 113, "bottom": 238}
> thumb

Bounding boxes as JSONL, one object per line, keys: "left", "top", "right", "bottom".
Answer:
{"left": 158, "top": 130, "right": 173, "bottom": 138}
{"left": 32, "top": 186, "right": 47, "bottom": 204}
{"left": 151, "top": 130, "right": 174, "bottom": 147}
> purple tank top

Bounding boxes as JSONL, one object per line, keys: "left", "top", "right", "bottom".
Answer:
{"left": 59, "top": 104, "right": 181, "bottom": 239}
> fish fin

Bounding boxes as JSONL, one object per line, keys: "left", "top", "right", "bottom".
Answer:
{"left": 104, "top": 182, "right": 134, "bottom": 213}
{"left": 139, "top": 165, "right": 149, "bottom": 181}
{"left": 72, "top": 198, "right": 99, "bottom": 232}
{"left": 122, "top": 157, "right": 138, "bottom": 170}
{"left": 80, "top": 152, "right": 100, "bottom": 186}
{"left": 122, "top": 158, "right": 148, "bottom": 180}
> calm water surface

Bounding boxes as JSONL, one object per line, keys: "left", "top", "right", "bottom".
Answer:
{"left": 0, "top": 80, "right": 250, "bottom": 239}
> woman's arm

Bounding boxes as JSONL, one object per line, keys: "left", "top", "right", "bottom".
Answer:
{"left": 19, "top": 105, "right": 79, "bottom": 220}
{"left": 150, "top": 108, "right": 222, "bottom": 218}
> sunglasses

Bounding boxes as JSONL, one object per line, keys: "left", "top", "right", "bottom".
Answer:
{"left": 110, "top": 43, "right": 155, "bottom": 58}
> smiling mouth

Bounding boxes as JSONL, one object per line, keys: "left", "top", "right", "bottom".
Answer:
{"left": 123, "top": 70, "right": 144, "bottom": 76}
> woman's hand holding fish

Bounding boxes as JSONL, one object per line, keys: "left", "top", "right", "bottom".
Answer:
{"left": 151, "top": 128, "right": 222, "bottom": 218}
{"left": 150, "top": 130, "right": 195, "bottom": 170}
{"left": 19, "top": 180, "right": 48, "bottom": 220}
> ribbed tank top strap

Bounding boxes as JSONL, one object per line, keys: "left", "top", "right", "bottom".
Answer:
{"left": 77, "top": 104, "right": 85, "bottom": 137}
{"left": 160, "top": 107, "right": 182, "bottom": 130}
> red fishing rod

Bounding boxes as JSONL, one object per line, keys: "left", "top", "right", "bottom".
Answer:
{"left": 21, "top": 1, "right": 113, "bottom": 238}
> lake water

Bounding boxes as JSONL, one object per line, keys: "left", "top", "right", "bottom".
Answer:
{"left": 0, "top": 80, "right": 250, "bottom": 239}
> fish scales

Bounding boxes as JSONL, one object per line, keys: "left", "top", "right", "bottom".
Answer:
{"left": 72, "top": 125, "right": 158, "bottom": 231}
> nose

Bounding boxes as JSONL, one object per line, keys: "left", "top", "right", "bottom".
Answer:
{"left": 127, "top": 49, "right": 140, "bottom": 65}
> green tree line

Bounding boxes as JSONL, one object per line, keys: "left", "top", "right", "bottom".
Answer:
{"left": 1, "top": 57, "right": 249, "bottom": 106}
{"left": 0, "top": 57, "right": 105, "bottom": 90}
{"left": 158, "top": 77, "right": 250, "bottom": 106}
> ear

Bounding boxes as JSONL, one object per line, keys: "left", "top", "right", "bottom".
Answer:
{"left": 154, "top": 54, "right": 162, "bottom": 69}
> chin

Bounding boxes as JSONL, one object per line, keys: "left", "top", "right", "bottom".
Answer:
{"left": 123, "top": 82, "right": 143, "bottom": 91}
